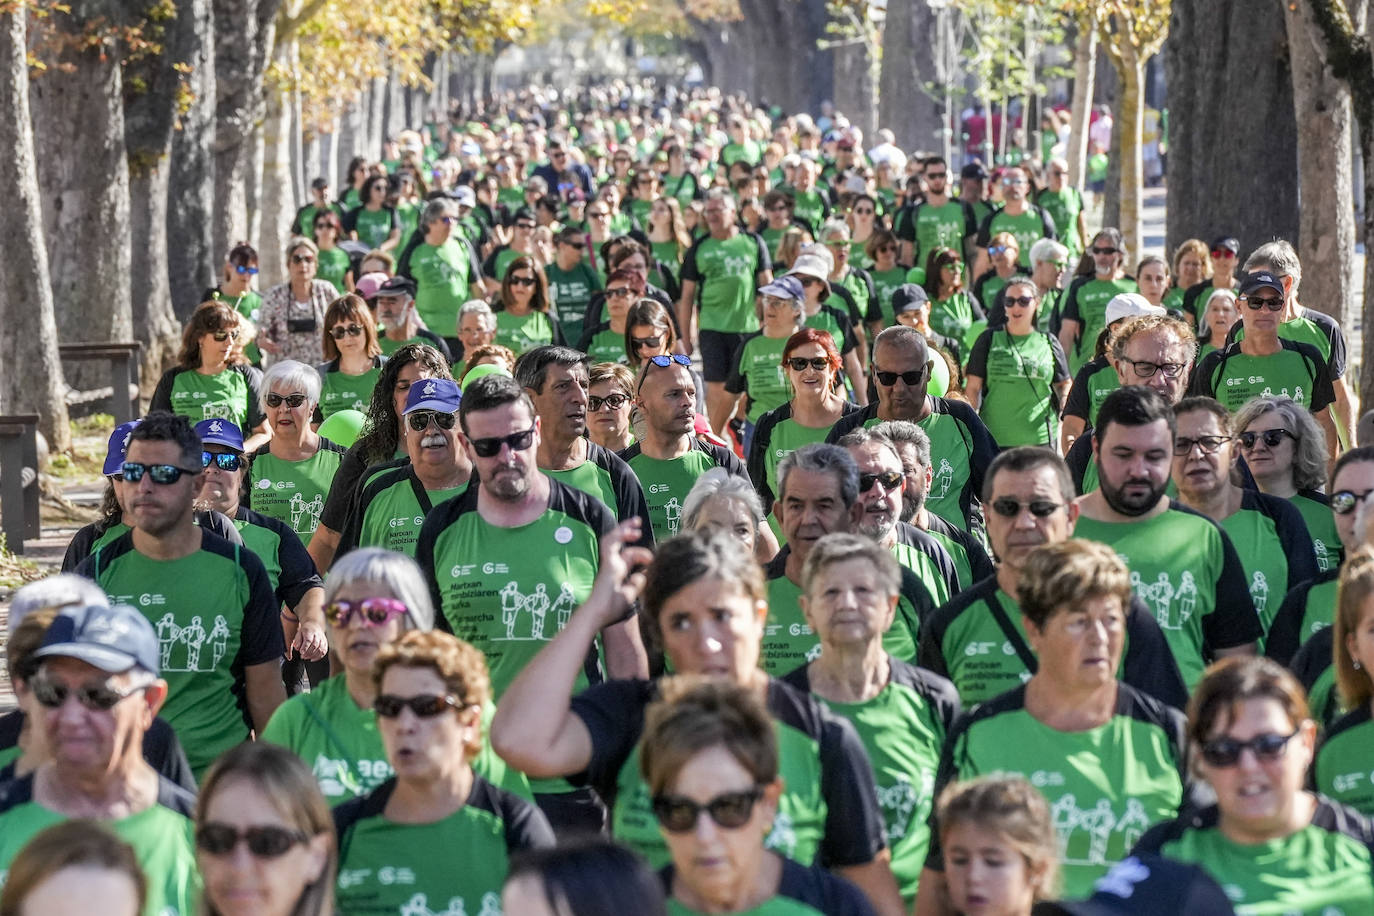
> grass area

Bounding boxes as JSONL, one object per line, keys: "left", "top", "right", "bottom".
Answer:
{"left": 0, "top": 534, "right": 48, "bottom": 589}
{"left": 47, "top": 414, "right": 113, "bottom": 483}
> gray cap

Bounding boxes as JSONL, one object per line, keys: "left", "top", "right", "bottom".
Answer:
{"left": 34, "top": 603, "right": 160, "bottom": 675}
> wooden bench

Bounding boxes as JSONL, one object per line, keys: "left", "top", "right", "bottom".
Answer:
{"left": 0, "top": 414, "right": 40, "bottom": 554}
{"left": 59, "top": 342, "right": 142, "bottom": 425}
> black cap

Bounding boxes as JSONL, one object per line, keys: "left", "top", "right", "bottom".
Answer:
{"left": 961, "top": 161, "right": 989, "bottom": 181}
{"left": 1238, "top": 270, "right": 1284, "bottom": 296}
{"left": 1036, "top": 855, "right": 1236, "bottom": 916}
{"left": 1210, "top": 236, "right": 1239, "bottom": 255}
{"left": 891, "top": 283, "right": 930, "bottom": 315}
{"left": 375, "top": 276, "right": 416, "bottom": 298}
{"left": 510, "top": 207, "right": 536, "bottom": 226}
{"left": 310, "top": 177, "right": 329, "bottom": 191}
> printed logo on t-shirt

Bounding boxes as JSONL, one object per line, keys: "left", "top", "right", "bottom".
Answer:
{"left": 1248, "top": 571, "right": 1269, "bottom": 614}
{"left": 202, "top": 401, "right": 234, "bottom": 421}
{"left": 499, "top": 581, "right": 579, "bottom": 640}
{"left": 1048, "top": 792, "right": 1155, "bottom": 867}
{"left": 290, "top": 493, "right": 324, "bottom": 530}
{"left": 664, "top": 497, "right": 683, "bottom": 535}
{"left": 395, "top": 891, "right": 502, "bottom": 916}
{"left": 1121, "top": 559, "right": 1199, "bottom": 631}
{"left": 764, "top": 811, "right": 798, "bottom": 858}
{"left": 932, "top": 459, "right": 954, "bottom": 499}
{"left": 154, "top": 612, "right": 230, "bottom": 672}
{"left": 1315, "top": 539, "right": 1335, "bottom": 572}
{"left": 314, "top": 753, "right": 391, "bottom": 799}
{"left": 876, "top": 772, "right": 929, "bottom": 844}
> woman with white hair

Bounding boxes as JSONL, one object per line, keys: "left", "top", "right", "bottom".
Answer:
{"left": 683, "top": 466, "right": 774, "bottom": 565}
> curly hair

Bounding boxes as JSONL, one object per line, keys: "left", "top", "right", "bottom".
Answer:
{"left": 353, "top": 343, "right": 452, "bottom": 468}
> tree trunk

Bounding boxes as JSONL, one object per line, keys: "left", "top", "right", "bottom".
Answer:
{"left": 367, "top": 77, "right": 386, "bottom": 159}
{"left": 259, "top": 79, "right": 296, "bottom": 281}
{"left": 878, "top": 0, "right": 942, "bottom": 152}
{"left": 0, "top": 6, "right": 70, "bottom": 452}
{"left": 168, "top": 0, "right": 217, "bottom": 320}
{"left": 337, "top": 101, "right": 363, "bottom": 180}
{"left": 1067, "top": 16, "right": 1096, "bottom": 188}
{"left": 1165, "top": 0, "right": 1299, "bottom": 257}
{"left": 1113, "top": 55, "right": 1146, "bottom": 258}
{"left": 831, "top": 39, "right": 875, "bottom": 138}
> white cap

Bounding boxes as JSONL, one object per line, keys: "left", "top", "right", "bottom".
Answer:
{"left": 1105, "top": 292, "right": 1165, "bottom": 326}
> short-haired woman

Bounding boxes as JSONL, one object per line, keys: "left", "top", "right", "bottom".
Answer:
{"left": 259, "top": 236, "right": 341, "bottom": 365}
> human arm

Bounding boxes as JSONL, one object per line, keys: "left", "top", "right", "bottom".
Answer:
{"left": 843, "top": 350, "right": 869, "bottom": 407}
{"left": 305, "top": 525, "right": 340, "bottom": 575}
{"left": 676, "top": 278, "right": 699, "bottom": 356}
{"left": 1331, "top": 377, "right": 1355, "bottom": 450}
{"left": 836, "top": 855, "right": 905, "bottom": 916}
{"left": 601, "top": 614, "right": 649, "bottom": 680}
{"left": 1060, "top": 414, "right": 1086, "bottom": 454}
{"left": 286, "top": 585, "right": 328, "bottom": 662}
{"left": 962, "top": 375, "right": 983, "bottom": 411}
{"left": 244, "top": 660, "right": 288, "bottom": 734}
{"left": 1057, "top": 318, "right": 1081, "bottom": 361}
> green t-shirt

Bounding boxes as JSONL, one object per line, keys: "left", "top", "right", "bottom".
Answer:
{"left": 1315, "top": 707, "right": 1374, "bottom": 817}
{"left": 929, "top": 291, "right": 980, "bottom": 343}
{"left": 248, "top": 441, "right": 344, "bottom": 540}
{"left": 579, "top": 324, "right": 627, "bottom": 365}
{"left": 316, "top": 245, "right": 351, "bottom": 292}
{"left": 494, "top": 307, "right": 558, "bottom": 355}
{"left": 318, "top": 362, "right": 383, "bottom": 420}
{"left": 729, "top": 333, "right": 792, "bottom": 423}
{"left": 1192, "top": 341, "right": 1333, "bottom": 413}
{"left": 162, "top": 366, "right": 255, "bottom": 431}
{"left": 395, "top": 199, "right": 420, "bottom": 240}
{"left": 1065, "top": 357, "right": 1120, "bottom": 429}
{"left": 869, "top": 268, "right": 908, "bottom": 326}
{"left": 622, "top": 442, "right": 745, "bottom": 542}
{"left": 545, "top": 260, "right": 601, "bottom": 346}
{"left": 352, "top": 207, "right": 396, "bottom": 249}
{"left": 789, "top": 189, "right": 828, "bottom": 234}
{"left": 721, "top": 139, "right": 762, "bottom": 167}
{"left": 350, "top": 465, "right": 469, "bottom": 558}
{"left": 682, "top": 232, "right": 769, "bottom": 333}
{"left": 409, "top": 239, "right": 473, "bottom": 339}
{"left": 1218, "top": 491, "right": 1317, "bottom": 648}
{"left": 965, "top": 329, "right": 1068, "bottom": 447}
{"left": 1035, "top": 187, "right": 1084, "bottom": 257}
{"left": 215, "top": 288, "right": 263, "bottom": 364}
{"left": 1062, "top": 277, "right": 1139, "bottom": 372}
{"left": 910, "top": 200, "right": 971, "bottom": 268}
{"left": 1294, "top": 493, "right": 1342, "bottom": 574}
{"left": 980, "top": 208, "right": 1052, "bottom": 268}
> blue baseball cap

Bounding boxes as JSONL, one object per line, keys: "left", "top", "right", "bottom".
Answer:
{"left": 195, "top": 418, "right": 245, "bottom": 453}
{"left": 404, "top": 378, "right": 462, "bottom": 415}
{"left": 34, "top": 602, "right": 161, "bottom": 675}
{"left": 103, "top": 421, "right": 141, "bottom": 477}
{"left": 758, "top": 275, "right": 805, "bottom": 302}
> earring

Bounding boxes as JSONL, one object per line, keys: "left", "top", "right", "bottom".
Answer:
{"left": 1355, "top": 659, "right": 1363, "bottom": 671}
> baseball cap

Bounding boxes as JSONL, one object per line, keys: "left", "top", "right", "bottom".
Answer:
{"left": 403, "top": 378, "right": 462, "bottom": 415}
{"left": 1038, "top": 855, "right": 1235, "bottom": 916}
{"left": 1104, "top": 293, "right": 1166, "bottom": 326}
{"left": 961, "top": 162, "right": 989, "bottom": 181}
{"left": 376, "top": 276, "right": 417, "bottom": 299}
{"left": 758, "top": 275, "right": 805, "bottom": 301}
{"left": 34, "top": 602, "right": 161, "bottom": 675}
{"left": 1238, "top": 270, "right": 1284, "bottom": 297}
{"left": 195, "top": 418, "right": 244, "bottom": 453}
{"left": 891, "top": 284, "right": 930, "bottom": 316}
{"left": 103, "top": 420, "right": 141, "bottom": 476}
{"left": 453, "top": 185, "right": 477, "bottom": 207}
{"left": 354, "top": 272, "right": 391, "bottom": 300}
{"left": 1210, "top": 236, "right": 1240, "bottom": 255}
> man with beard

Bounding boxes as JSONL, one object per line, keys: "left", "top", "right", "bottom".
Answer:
{"left": 917, "top": 446, "right": 1186, "bottom": 710}
{"left": 416, "top": 374, "right": 648, "bottom": 834}
{"left": 514, "top": 346, "right": 651, "bottom": 547}
{"left": 1074, "top": 386, "right": 1258, "bottom": 689}
{"left": 761, "top": 444, "right": 935, "bottom": 676}
{"left": 838, "top": 428, "right": 958, "bottom": 606}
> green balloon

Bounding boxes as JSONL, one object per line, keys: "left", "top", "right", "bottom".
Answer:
{"left": 928, "top": 350, "right": 950, "bottom": 397}
{"left": 461, "top": 363, "right": 513, "bottom": 385}
{"left": 317, "top": 409, "right": 366, "bottom": 448}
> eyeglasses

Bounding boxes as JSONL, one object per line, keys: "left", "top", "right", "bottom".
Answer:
{"left": 606, "top": 287, "right": 633, "bottom": 298}
{"left": 631, "top": 335, "right": 664, "bottom": 350}
{"left": 510, "top": 275, "right": 537, "bottom": 287}
{"left": 990, "top": 498, "right": 1063, "bottom": 518}
{"left": 1005, "top": 295, "right": 1036, "bottom": 307}
{"left": 787, "top": 357, "right": 829, "bottom": 372}
{"left": 407, "top": 410, "right": 458, "bottom": 432}
{"left": 202, "top": 451, "right": 242, "bottom": 471}
{"left": 1125, "top": 360, "right": 1186, "bottom": 379}
{"left": 121, "top": 462, "right": 198, "bottom": 485}
{"left": 853, "top": 208, "right": 874, "bottom": 216}
{"left": 233, "top": 265, "right": 259, "bottom": 275}
{"left": 1332, "top": 489, "right": 1374, "bottom": 515}
{"left": 652, "top": 788, "right": 764, "bottom": 833}
{"left": 196, "top": 824, "right": 308, "bottom": 859}
{"left": 1210, "top": 249, "right": 1236, "bottom": 259}
{"left": 860, "top": 471, "right": 903, "bottom": 493}
{"left": 440, "top": 216, "right": 455, "bottom": 225}
{"left": 1241, "top": 294, "right": 1284, "bottom": 311}
{"left": 469, "top": 427, "right": 536, "bottom": 458}
{"left": 265, "top": 392, "right": 309, "bottom": 409}
{"left": 330, "top": 324, "right": 364, "bottom": 339}
{"left": 374, "top": 693, "right": 463, "bottom": 718}
{"left": 1091, "top": 246, "right": 1119, "bottom": 255}
{"left": 1199, "top": 727, "right": 1301, "bottom": 768}
{"left": 291, "top": 254, "right": 316, "bottom": 264}
{"left": 211, "top": 329, "right": 241, "bottom": 342}
{"left": 1238, "top": 428, "right": 1296, "bottom": 451}
{"left": 1172, "top": 435, "right": 1232, "bottom": 457}
{"left": 325, "top": 597, "right": 409, "bottom": 628}
{"left": 30, "top": 675, "right": 149, "bottom": 712}
{"left": 874, "top": 368, "right": 925, "bottom": 387}
{"left": 927, "top": 172, "right": 947, "bottom": 180}
{"left": 589, "top": 393, "right": 630, "bottom": 412}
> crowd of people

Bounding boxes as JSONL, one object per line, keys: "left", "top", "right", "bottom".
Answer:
{"left": 1, "top": 82, "right": 1372, "bottom": 916}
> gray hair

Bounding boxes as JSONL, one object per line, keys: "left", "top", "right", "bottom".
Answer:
{"left": 683, "top": 467, "right": 765, "bottom": 528}
{"left": 261, "top": 359, "right": 322, "bottom": 411}
{"left": 873, "top": 324, "right": 927, "bottom": 355}
{"left": 801, "top": 532, "right": 900, "bottom": 599}
{"left": 458, "top": 299, "right": 497, "bottom": 332}
{"left": 873, "top": 420, "right": 931, "bottom": 470}
{"left": 1243, "top": 240, "right": 1301, "bottom": 293}
{"left": 422, "top": 198, "right": 458, "bottom": 228}
{"left": 9, "top": 574, "right": 107, "bottom": 637}
{"left": 1029, "top": 238, "right": 1068, "bottom": 267}
{"left": 836, "top": 427, "right": 901, "bottom": 466}
{"left": 285, "top": 235, "right": 317, "bottom": 261}
{"left": 777, "top": 443, "right": 860, "bottom": 509}
{"left": 324, "top": 548, "right": 435, "bottom": 632}
{"left": 1232, "top": 395, "right": 1327, "bottom": 491}
{"left": 704, "top": 187, "right": 737, "bottom": 209}
{"left": 819, "top": 220, "right": 850, "bottom": 243}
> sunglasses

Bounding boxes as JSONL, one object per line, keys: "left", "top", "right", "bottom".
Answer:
{"left": 652, "top": 788, "right": 763, "bottom": 833}
{"left": 121, "top": 462, "right": 197, "bottom": 485}
{"left": 860, "top": 471, "right": 903, "bottom": 493}
{"left": 374, "top": 693, "right": 462, "bottom": 718}
{"left": 211, "top": 329, "right": 241, "bottom": 342}
{"left": 1211, "top": 249, "right": 1236, "bottom": 259}
{"left": 987, "top": 245, "right": 1010, "bottom": 256}
{"left": 196, "top": 824, "right": 308, "bottom": 859}
{"left": 1173, "top": 435, "right": 1232, "bottom": 457}
{"left": 877, "top": 246, "right": 898, "bottom": 255}
{"left": 562, "top": 239, "right": 587, "bottom": 249}
{"left": 927, "top": 172, "right": 947, "bottom": 180}
{"left": 637, "top": 354, "right": 693, "bottom": 391}
{"left": 787, "top": 357, "right": 829, "bottom": 372}
{"left": 407, "top": 410, "right": 458, "bottom": 432}
{"left": 325, "top": 597, "right": 408, "bottom": 628}
{"left": 291, "top": 254, "right": 316, "bottom": 264}
{"left": 853, "top": 208, "right": 874, "bottom": 216}
{"left": 1199, "top": 727, "right": 1301, "bottom": 768}
{"left": 1332, "top": 489, "right": 1374, "bottom": 515}
{"left": 1005, "top": 295, "right": 1036, "bottom": 307}
{"left": 588, "top": 210, "right": 610, "bottom": 218}
{"left": 30, "top": 675, "right": 148, "bottom": 712}
{"left": 202, "top": 451, "right": 242, "bottom": 471}
{"left": 233, "top": 265, "right": 259, "bottom": 275}
{"left": 1125, "top": 360, "right": 1186, "bottom": 380}
{"left": 330, "top": 324, "right": 364, "bottom": 339}
{"left": 990, "top": 497, "right": 1063, "bottom": 518}
{"left": 631, "top": 335, "right": 664, "bottom": 350}
{"left": 266, "top": 393, "right": 309, "bottom": 409}
{"left": 1091, "top": 246, "right": 1119, "bottom": 255}
{"left": 510, "top": 275, "right": 537, "bottom": 287}
{"left": 1238, "top": 428, "right": 1296, "bottom": 450}
{"left": 1241, "top": 294, "right": 1284, "bottom": 311}
{"left": 606, "top": 287, "right": 633, "bottom": 298}
{"left": 589, "top": 393, "right": 630, "bottom": 412}
{"left": 469, "top": 427, "right": 536, "bottom": 458}
{"left": 1002, "top": 177, "right": 1027, "bottom": 185}
{"left": 514, "top": 223, "right": 536, "bottom": 231}
{"left": 874, "top": 368, "right": 925, "bottom": 387}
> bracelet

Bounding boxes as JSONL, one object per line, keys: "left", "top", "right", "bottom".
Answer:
{"left": 280, "top": 609, "right": 300, "bottom": 622}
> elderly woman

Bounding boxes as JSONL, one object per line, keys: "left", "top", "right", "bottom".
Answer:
{"left": 783, "top": 534, "right": 960, "bottom": 908}
{"left": 1316, "top": 546, "right": 1374, "bottom": 816}
{"left": 493, "top": 256, "right": 564, "bottom": 355}
{"left": 682, "top": 466, "right": 775, "bottom": 566}
{"left": 1197, "top": 288, "right": 1240, "bottom": 361}
{"left": 457, "top": 298, "right": 498, "bottom": 361}
{"left": 642, "top": 677, "right": 879, "bottom": 915}
{"left": 315, "top": 294, "right": 386, "bottom": 422}
{"left": 1133, "top": 656, "right": 1374, "bottom": 914}
{"left": 725, "top": 276, "right": 807, "bottom": 448}
{"left": 494, "top": 527, "right": 904, "bottom": 915}
{"left": 333, "top": 630, "right": 555, "bottom": 912}
{"left": 587, "top": 361, "right": 635, "bottom": 452}
{"left": 403, "top": 197, "right": 479, "bottom": 355}
{"left": 151, "top": 300, "right": 270, "bottom": 451}
{"left": 916, "top": 539, "right": 1190, "bottom": 909}
{"left": 259, "top": 237, "right": 341, "bottom": 366}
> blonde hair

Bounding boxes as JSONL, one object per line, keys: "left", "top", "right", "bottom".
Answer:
{"left": 936, "top": 775, "right": 1060, "bottom": 900}
{"left": 1335, "top": 546, "right": 1374, "bottom": 710}
{"left": 1017, "top": 540, "right": 1132, "bottom": 630}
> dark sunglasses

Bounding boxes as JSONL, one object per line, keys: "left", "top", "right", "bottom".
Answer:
{"left": 1199, "top": 727, "right": 1301, "bottom": 768}
{"left": 652, "top": 788, "right": 763, "bottom": 833}
{"left": 265, "top": 393, "right": 309, "bottom": 409}
{"left": 1172, "top": 435, "right": 1232, "bottom": 457}
{"left": 1005, "top": 295, "right": 1036, "bottom": 307}
{"left": 196, "top": 824, "right": 308, "bottom": 859}
{"left": 202, "top": 451, "right": 242, "bottom": 471}
{"left": 561, "top": 239, "right": 587, "bottom": 249}
{"left": 233, "top": 264, "right": 260, "bottom": 275}
{"left": 373, "top": 693, "right": 462, "bottom": 718}
{"left": 510, "top": 275, "right": 537, "bottom": 287}
{"left": 407, "top": 410, "right": 458, "bottom": 432}
{"left": 211, "top": 329, "right": 241, "bottom": 342}
{"left": 787, "top": 357, "right": 829, "bottom": 372}
{"left": 874, "top": 368, "right": 925, "bottom": 387}
{"left": 1241, "top": 294, "right": 1284, "bottom": 311}
{"left": 30, "top": 676, "right": 148, "bottom": 712}
{"left": 469, "top": 427, "right": 536, "bottom": 458}
{"left": 514, "top": 222, "right": 537, "bottom": 231}
{"left": 121, "top": 462, "right": 197, "bottom": 485}
{"left": 990, "top": 497, "right": 1063, "bottom": 518}
{"left": 325, "top": 597, "right": 408, "bottom": 628}
{"left": 1238, "top": 428, "right": 1296, "bottom": 450}
{"left": 589, "top": 393, "right": 630, "bottom": 411}
{"left": 860, "top": 471, "right": 903, "bottom": 493}
{"left": 606, "top": 287, "right": 634, "bottom": 298}
{"left": 631, "top": 335, "right": 664, "bottom": 350}
{"left": 927, "top": 171, "right": 947, "bottom": 180}
{"left": 1332, "top": 489, "right": 1374, "bottom": 515}
{"left": 1091, "top": 246, "right": 1119, "bottom": 255}
{"left": 1125, "top": 360, "right": 1185, "bottom": 380}
{"left": 291, "top": 254, "right": 316, "bottom": 264}
{"left": 330, "top": 324, "right": 364, "bottom": 339}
